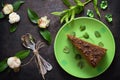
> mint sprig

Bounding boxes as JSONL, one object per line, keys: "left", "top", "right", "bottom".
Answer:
{"left": 51, "top": 0, "right": 91, "bottom": 23}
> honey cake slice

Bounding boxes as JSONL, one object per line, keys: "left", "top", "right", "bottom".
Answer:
{"left": 67, "top": 35, "right": 107, "bottom": 67}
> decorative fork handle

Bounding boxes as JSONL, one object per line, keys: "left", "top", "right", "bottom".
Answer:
{"left": 33, "top": 50, "right": 47, "bottom": 80}
{"left": 33, "top": 50, "right": 53, "bottom": 80}
{"left": 39, "top": 55, "right": 53, "bottom": 71}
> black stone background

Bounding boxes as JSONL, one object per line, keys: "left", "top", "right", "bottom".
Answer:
{"left": 0, "top": 0, "right": 120, "bottom": 80}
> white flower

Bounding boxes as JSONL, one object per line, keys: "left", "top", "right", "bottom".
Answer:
{"left": 2, "top": 4, "right": 13, "bottom": 15}
{"left": 38, "top": 16, "right": 50, "bottom": 28}
{"left": 9, "top": 12, "right": 20, "bottom": 24}
{"left": 7, "top": 57, "right": 21, "bottom": 69}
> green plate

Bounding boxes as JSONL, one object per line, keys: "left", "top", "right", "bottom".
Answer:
{"left": 54, "top": 17, "right": 115, "bottom": 78}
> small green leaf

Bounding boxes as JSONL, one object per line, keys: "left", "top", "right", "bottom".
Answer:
{"left": 51, "top": 12, "right": 63, "bottom": 16}
{"left": 10, "top": 24, "right": 17, "bottom": 32}
{"left": 13, "top": 0, "right": 24, "bottom": 11}
{"left": 40, "top": 29, "right": 52, "bottom": 44}
{"left": 60, "top": 13, "right": 68, "bottom": 23}
{"left": 70, "top": 10, "right": 75, "bottom": 21}
{"left": 100, "top": 0, "right": 108, "bottom": 10}
{"left": 74, "top": 5, "right": 83, "bottom": 14}
{"left": 74, "top": 0, "right": 84, "bottom": 6}
{"left": 15, "top": 50, "right": 30, "bottom": 60}
{"left": 87, "top": 9, "right": 94, "bottom": 17}
{"left": 0, "top": 59, "right": 8, "bottom": 72}
{"left": 62, "top": 0, "right": 72, "bottom": 7}
{"left": 105, "top": 14, "right": 112, "bottom": 22}
{"left": 27, "top": 8, "right": 39, "bottom": 24}
{"left": 93, "top": 0, "right": 101, "bottom": 17}
{"left": 0, "top": 12, "right": 5, "bottom": 19}
{"left": 65, "top": 12, "right": 70, "bottom": 22}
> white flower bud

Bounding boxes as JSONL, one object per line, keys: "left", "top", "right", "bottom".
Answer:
{"left": 9, "top": 12, "right": 20, "bottom": 24}
{"left": 7, "top": 57, "right": 21, "bottom": 69}
{"left": 2, "top": 4, "right": 13, "bottom": 15}
{"left": 38, "top": 16, "right": 50, "bottom": 28}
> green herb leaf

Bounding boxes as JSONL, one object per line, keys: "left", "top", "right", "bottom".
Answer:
{"left": 74, "top": 0, "right": 84, "bottom": 6}
{"left": 93, "top": 0, "right": 101, "bottom": 17}
{"left": 10, "top": 24, "right": 17, "bottom": 32}
{"left": 0, "top": 12, "right": 5, "bottom": 19}
{"left": 60, "top": 12, "right": 68, "bottom": 23}
{"left": 105, "top": 14, "right": 112, "bottom": 22}
{"left": 87, "top": 9, "right": 94, "bottom": 17}
{"left": 51, "top": 12, "right": 64, "bottom": 16}
{"left": 62, "top": 0, "right": 72, "bottom": 7}
{"left": 27, "top": 8, "right": 39, "bottom": 24}
{"left": 74, "top": 5, "right": 83, "bottom": 14}
{"left": 13, "top": 0, "right": 24, "bottom": 11}
{"left": 0, "top": 59, "right": 8, "bottom": 72}
{"left": 15, "top": 50, "right": 30, "bottom": 60}
{"left": 70, "top": 10, "right": 75, "bottom": 20}
{"left": 100, "top": 0, "right": 108, "bottom": 10}
{"left": 40, "top": 29, "right": 52, "bottom": 44}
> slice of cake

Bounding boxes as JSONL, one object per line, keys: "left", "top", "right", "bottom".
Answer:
{"left": 67, "top": 35, "right": 107, "bottom": 67}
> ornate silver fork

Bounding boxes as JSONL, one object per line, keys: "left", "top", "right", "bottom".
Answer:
{"left": 21, "top": 33, "right": 52, "bottom": 79}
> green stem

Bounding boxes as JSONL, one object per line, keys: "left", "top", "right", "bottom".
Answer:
{"left": 84, "top": 0, "right": 92, "bottom": 5}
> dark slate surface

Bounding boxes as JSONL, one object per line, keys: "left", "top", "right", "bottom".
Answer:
{"left": 0, "top": 0, "right": 120, "bottom": 80}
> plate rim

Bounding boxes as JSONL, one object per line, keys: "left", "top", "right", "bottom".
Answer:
{"left": 54, "top": 17, "right": 116, "bottom": 78}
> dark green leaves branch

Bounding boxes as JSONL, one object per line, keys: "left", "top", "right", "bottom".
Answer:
{"left": 10, "top": 0, "right": 24, "bottom": 32}
{"left": 0, "top": 50, "right": 30, "bottom": 72}
{"left": 0, "top": 0, "right": 24, "bottom": 32}
{"left": 27, "top": 8, "right": 52, "bottom": 44}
